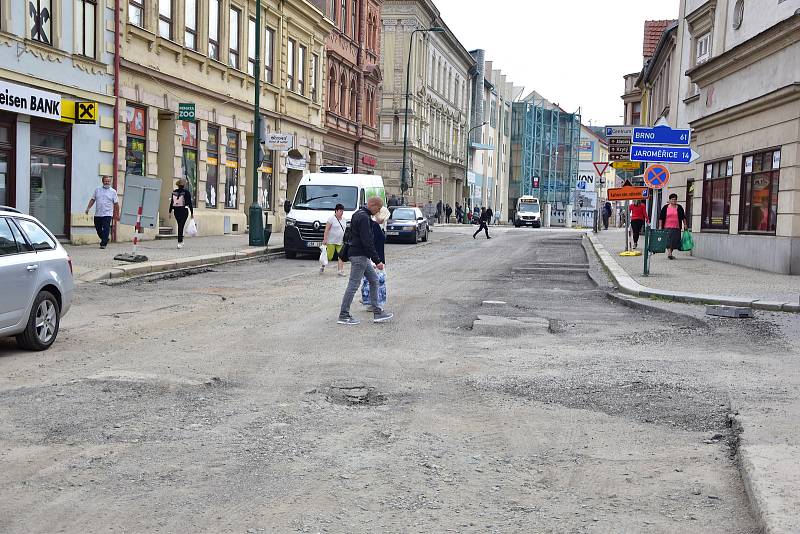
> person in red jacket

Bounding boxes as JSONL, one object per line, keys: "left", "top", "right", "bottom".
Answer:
{"left": 629, "top": 200, "right": 650, "bottom": 249}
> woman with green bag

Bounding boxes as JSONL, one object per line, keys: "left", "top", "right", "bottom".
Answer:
{"left": 658, "top": 193, "right": 687, "bottom": 260}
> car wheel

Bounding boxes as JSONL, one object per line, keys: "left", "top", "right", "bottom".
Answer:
{"left": 16, "top": 290, "right": 60, "bottom": 351}
{"left": 285, "top": 250, "right": 297, "bottom": 259}
{"left": 422, "top": 228, "right": 429, "bottom": 242}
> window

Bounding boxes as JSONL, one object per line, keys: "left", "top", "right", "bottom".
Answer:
{"left": 686, "top": 179, "right": 695, "bottom": 230}
{"left": 206, "top": 126, "right": 219, "bottom": 208}
{"left": 310, "top": 53, "right": 319, "bottom": 102}
{"left": 0, "top": 219, "right": 24, "bottom": 255}
{"left": 128, "top": 0, "right": 144, "bottom": 27}
{"left": 0, "top": 121, "right": 13, "bottom": 207}
{"left": 328, "top": 68, "right": 337, "bottom": 110}
{"left": 350, "top": 77, "right": 357, "bottom": 120}
{"left": 180, "top": 121, "right": 198, "bottom": 197}
{"left": 184, "top": 0, "right": 197, "bottom": 50}
{"left": 208, "top": 0, "right": 220, "bottom": 60}
{"left": 74, "top": 0, "right": 97, "bottom": 58}
{"left": 259, "top": 149, "right": 273, "bottom": 211}
{"left": 125, "top": 105, "right": 146, "bottom": 176}
{"left": 29, "top": 0, "right": 53, "bottom": 45}
{"left": 228, "top": 6, "right": 240, "bottom": 69}
{"left": 340, "top": 0, "right": 347, "bottom": 33}
{"left": 287, "top": 39, "right": 295, "bottom": 91}
{"left": 265, "top": 27, "right": 275, "bottom": 84}
{"left": 247, "top": 17, "right": 256, "bottom": 76}
{"left": 351, "top": 0, "right": 357, "bottom": 39}
{"left": 158, "top": 0, "right": 173, "bottom": 40}
{"left": 225, "top": 130, "right": 239, "bottom": 209}
{"left": 16, "top": 219, "right": 56, "bottom": 251}
{"left": 490, "top": 98, "right": 497, "bottom": 128}
{"left": 631, "top": 102, "right": 641, "bottom": 125}
{"left": 701, "top": 158, "right": 732, "bottom": 230}
{"left": 339, "top": 75, "right": 346, "bottom": 115}
{"left": 695, "top": 32, "right": 711, "bottom": 64}
{"left": 298, "top": 45, "right": 306, "bottom": 95}
{"left": 740, "top": 149, "right": 781, "bottom": 234}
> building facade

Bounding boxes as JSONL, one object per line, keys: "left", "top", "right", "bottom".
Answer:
{"left": 467, "top": 51, "right": 518, "bottom": 222}
{"left": 669, "top": 1, "right": 800, "bottom": 273}
{"left": 577, "top": 125, "right": 613, "bottom": 225}
{"left": 119, "top": 0, "right": 333, "bottom": 240}
{"left": 321, "top": 0, "right": 382, "bottom": 173}
{"left": 0, "top": 0, "right": 115, "bottom": 243}
{"left": 377, "top": 0, "right": 474, "bottom": 207}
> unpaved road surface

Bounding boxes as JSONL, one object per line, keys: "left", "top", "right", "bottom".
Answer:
{"left": 2, "top": 226, "right": 796, "bottom": 533}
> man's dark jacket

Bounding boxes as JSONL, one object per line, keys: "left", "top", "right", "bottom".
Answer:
{"left": 349, "top": 207, "right": 382, "bottom": 264}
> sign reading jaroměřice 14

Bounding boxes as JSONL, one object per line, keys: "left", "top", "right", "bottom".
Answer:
{"left": 0, "top": 80, "right": 61, "bottom": 120}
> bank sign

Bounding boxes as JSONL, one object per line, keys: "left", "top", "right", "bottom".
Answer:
{"left": 0, "top": 80, "right": 61, "bottom": 121}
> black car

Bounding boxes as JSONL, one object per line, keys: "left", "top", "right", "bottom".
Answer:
{"left": 386, "top": 207, "right": 429, "bottom": 244}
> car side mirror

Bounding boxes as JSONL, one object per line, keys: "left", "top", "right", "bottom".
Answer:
{"left": 283, "top": 200, "right": 291, "bottom": 214}
{"left": 417, "top": 217, "right": 424, "bottom": 221}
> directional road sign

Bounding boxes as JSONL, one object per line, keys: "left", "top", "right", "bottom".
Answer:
{"left": 606, "top": 125, "right": 633, "bottom": 162}
{"left": 612, "top": 161, "right": 641, "bottom": 171}
{"left": 606, "top": 126, "right": 633, "bottom": 138}
{"left": 643, "top": 164, "right": 670, "bottom": 189}
{"left": 630, "top": 145, "right": 700, "bottom": 164}
{"left": 607, "top": 185, "right": 648, "bottom": 201}
{"left": 632, "top": 125, "right": 691, "bottom": 146}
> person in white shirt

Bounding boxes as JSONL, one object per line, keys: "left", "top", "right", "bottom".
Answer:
{"left": 84, "top": 176, "right": 119, "bottom": 249}
{"left": 321, "top": 203, "right": 347, "bottom": 276}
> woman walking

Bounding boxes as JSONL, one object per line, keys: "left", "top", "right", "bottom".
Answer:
{"left": 169, "top": 180, "right": 194, "bottom": 249}
{"left": 322, "top": 203, "right": 347, "bottom": 276}
{"left": 628, "top": 200, "right": 649, "bottom": 249}
{"left": 659, "top": 193, "right": 687, "bottom": 260}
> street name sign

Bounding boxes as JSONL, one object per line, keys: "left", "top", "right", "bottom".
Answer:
{"left": 607, "top": 185, "right": 648, "bottom": 201}
{"left": 643, "top": 164, "right": 670, "bottom": 189}
{"left": 630, "top": 145, "right": 700, "bottom": 164}
{"left": 632, "top": 125, "right": 691, "bottom": 145}
{"left": 178, "top": 103, "right": 195, "bottom": 121}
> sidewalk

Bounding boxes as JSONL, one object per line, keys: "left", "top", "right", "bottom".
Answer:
{"left": 66, "top": 233, "right": 284, "bottom": 283}
{"left": 591, "top": 228, "right": 800, "bottom": 311}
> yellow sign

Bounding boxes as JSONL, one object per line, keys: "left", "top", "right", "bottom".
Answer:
{"left": 612, "top": 161, "right": 641, "bottom": 171}
{"left": 61, "top": 100, "right": 98, "bottom": 124}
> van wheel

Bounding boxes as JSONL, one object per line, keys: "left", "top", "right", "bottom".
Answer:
{"left": 285, "top": 250, "right": 297, "bottom": 259}
{"left": 16, "top": 290, "right": 60, "bottom": 351}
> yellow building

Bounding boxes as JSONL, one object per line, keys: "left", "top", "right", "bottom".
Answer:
{"left": 118, "top": 0, "right": 333, "bottom": 240}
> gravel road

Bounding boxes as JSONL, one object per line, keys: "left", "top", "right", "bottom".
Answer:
{"left": 3, "top": 226, "right": 795, "bottom": 533}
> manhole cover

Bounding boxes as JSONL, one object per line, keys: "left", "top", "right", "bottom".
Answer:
{"left": 325, "top": 380, "right": 386, "bottom": 406}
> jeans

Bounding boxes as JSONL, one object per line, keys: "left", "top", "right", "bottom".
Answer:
{"left": 473, "top": 220, "right": 489, "bottom": 238}
{"left": 340, "top": 255, "right": 379, "bottom": 317}
{"left": 631, "top": 220, "right": 645, "bottom": 245}
{"left": 173, "top": 207, "right": 189, "bottom": 243}
{"left": 94, "top": 216, "right": 112, "bottom": 246}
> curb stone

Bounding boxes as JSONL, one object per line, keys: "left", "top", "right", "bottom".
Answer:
{"left": 586, "top": 234, "right": 798, "bottom": 314}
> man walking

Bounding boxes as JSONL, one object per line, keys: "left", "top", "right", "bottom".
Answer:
{"left": 436, "top": 200, "right": 443, "bottom": 224}
{"left": 455, "top": 202, "right": 463, "bottom": 224}
{"left": 85, "top": 176, "right": 119, "bottom": 249}
{"left": 485, "top": 206, "right": 494, "bottom": 226}
{"left": 338, "top": 196, "right": 393, "bottom": 325}
{"left": 602, "top": 201, "right": 612, "bottom": 230}
{"left": 473, "top": 207, "right": 491, "bottom": 239}
{"left": 445, "top": 203, "right": 452, "bottom": 223}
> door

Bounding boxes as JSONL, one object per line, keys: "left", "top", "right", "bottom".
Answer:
{"left": 0, "top": 115, "right": 13, "bottom": 207}
{"left": 0, "top": 217, "right": 38, "bottom": 329}
{"left": 29, "top": 122, "right": 70, "bottom": 237}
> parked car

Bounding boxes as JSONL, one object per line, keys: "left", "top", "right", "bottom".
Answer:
{"left": 386, "top": 207, "right": 429, "bottom": 244}
{"left": 0, "top": 206, "right": 74, "bottom": 350}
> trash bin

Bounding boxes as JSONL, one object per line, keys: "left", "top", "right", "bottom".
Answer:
{"left": 647, "top": 228, "right": 668, "bottom": 254}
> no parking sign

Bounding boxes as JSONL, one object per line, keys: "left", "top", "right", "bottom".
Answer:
{"left": 643, "top": 164, "right": 670, "bottom": 189}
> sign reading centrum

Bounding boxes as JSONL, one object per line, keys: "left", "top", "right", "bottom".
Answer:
{"left": 0, "top": 79, "right": 61, "bottom": 121}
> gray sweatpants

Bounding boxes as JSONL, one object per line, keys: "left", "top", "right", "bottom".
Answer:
{"left": 340, "top": 255, "right": 380, "bottom": 316}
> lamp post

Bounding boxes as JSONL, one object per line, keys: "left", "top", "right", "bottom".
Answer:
{"left": 400, "top": 26, "right": 444, "bottom": 201}
{"left": 248, "top": 0, "right": 264, "bottom": 246}
{"left": 464, "top": 121, "right": 487, "bottom": 222}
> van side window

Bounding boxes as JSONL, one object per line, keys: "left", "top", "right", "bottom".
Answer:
{"left": 359, "top": 189, "right": 366, "bottom": 207}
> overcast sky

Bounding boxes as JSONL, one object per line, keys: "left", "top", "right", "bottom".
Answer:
{"left": 433, "top": 0, "right": 679, "bottom": 127}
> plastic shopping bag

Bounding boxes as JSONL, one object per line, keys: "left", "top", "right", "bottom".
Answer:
{"left": 186, "top": 218, "right": 198, "bottom": 237}
{"left": 319, "top": 245, "right": 329, "bottom": 266}
{"left": 680, "top": 230, "right": 694, "bottom": 252}
{"left": 360, "top": 269, "right": 387, "bottom": 308}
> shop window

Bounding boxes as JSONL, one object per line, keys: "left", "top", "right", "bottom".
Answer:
{"left": 74, "top": 0, "right": 97, "bottom": 59}
{"left": 310, "top": 53, "right": 318, "bottom": 102}
{"left": 225, "top": 130, "right": 239, "bottom": 209}
{"left": 30, "top": 123, "right": 69, "bottom": 237}
{"left": 701, "top": 158, "right": 732, "bottom": 231}
{"left": 180, "top": 120, "right": 198, "bottom": 197}
{"left": 247, "top": 17, "right": 256, "bottom": 76}
{"left": 287, "top": 38, "right": 295, "bottom": 91}
{"left": 29, "top": 0, "right": 53, "bottom": 45}
{"left": 208, "top": 0, "right": 220, "bottom": 60}
{"left": 265, "top": 27, "right": 275, "bottom": 84}
{"left": 129, "top": 0, "right": 144, "bottom": 27}
{"left": 206, "top": 125, "right": 219, "bottom": 208}
{"left": 125, "top": 105, "right": 146, "bottom": 176}
{"left": 298, "top": 45, "right": 306, "bottom": 96}
{"left": 0, "top": 120, "right": 14, "bottom": 207}
{"left": 259, "top": 150, "right": 273, "bottom": 211}
{"left": 184, "top": 0, "right": 197, "bottom": 50}
{"left": 228, "top": 6, "right": 240, "bottom": 69}
{"left": 686, "top": 179, "right": 695, "bottom": 230}
{"left": 740, "top": 149, "right": 780, "bottom": 234}
{"left": 158, "top": 0, "right": 173, "bottom": 40}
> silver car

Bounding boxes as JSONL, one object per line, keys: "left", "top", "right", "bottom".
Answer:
{"left": 0, "top": 207, "right": 74, "bottom": 350}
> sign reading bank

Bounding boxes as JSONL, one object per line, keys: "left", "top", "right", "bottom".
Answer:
{"left": 0, "top": 79, "right": 62, "bottom": 121}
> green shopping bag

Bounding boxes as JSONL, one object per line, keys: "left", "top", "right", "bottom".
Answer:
{"left": 680, "top": 230, "right": 694, "bottom": 252}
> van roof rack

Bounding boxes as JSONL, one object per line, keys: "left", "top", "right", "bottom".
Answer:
{"left": 319, "top": 165, "right": 352, "bottom": 174}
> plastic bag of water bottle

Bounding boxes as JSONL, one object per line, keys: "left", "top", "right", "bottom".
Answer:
{"left": 360, "top": 269, "right": 387, "bottom": 308}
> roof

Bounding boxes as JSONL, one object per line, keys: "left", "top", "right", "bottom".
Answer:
{"left": 639, "top": 22, "right": 678, "bottom": 85}
{"left": 643, "top": 20, "right": 677, "bottom": 60}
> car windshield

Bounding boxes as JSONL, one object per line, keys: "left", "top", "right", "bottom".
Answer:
{"left": 519, "top": 202, "right": 540, "bottom": 213}
{"left": 292, "top": 185, "right": 358, "bottom": 210}
{"left": 391, "top": 208, "right": 417, "bottom": 220}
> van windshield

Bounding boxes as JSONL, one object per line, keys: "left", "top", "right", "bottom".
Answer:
{"left": 293, "top": 185, "right": 358, "bottom": 210}
{"left": 519, "top": 202, "right": 540, "bottom": 213}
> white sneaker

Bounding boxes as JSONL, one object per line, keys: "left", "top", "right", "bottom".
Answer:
{"left": 337, "top": 270, "right": 346, "bottom": 277}
{"left": 177, "top": 243, "right": 184, "bottom": 249}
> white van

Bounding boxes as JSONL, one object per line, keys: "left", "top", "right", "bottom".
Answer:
{"left": 513, "top": 196, "right": 542, "bottom": 228}
{"left": 282, "top": 166, "right": 386, "bottom": 258}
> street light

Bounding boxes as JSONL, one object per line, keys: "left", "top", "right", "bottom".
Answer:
{"left": 248, "top": 0, "right": 264, "bottom": 246}
{"left": 464, "top": 121, "right": 487, "bottom": 222}
{"left": 400, "top": 26, "right": 445, "bottom": 200}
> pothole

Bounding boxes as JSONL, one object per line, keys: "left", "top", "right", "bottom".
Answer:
{"left": 324, "top": 380, "right": 386, "bottom": 406}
